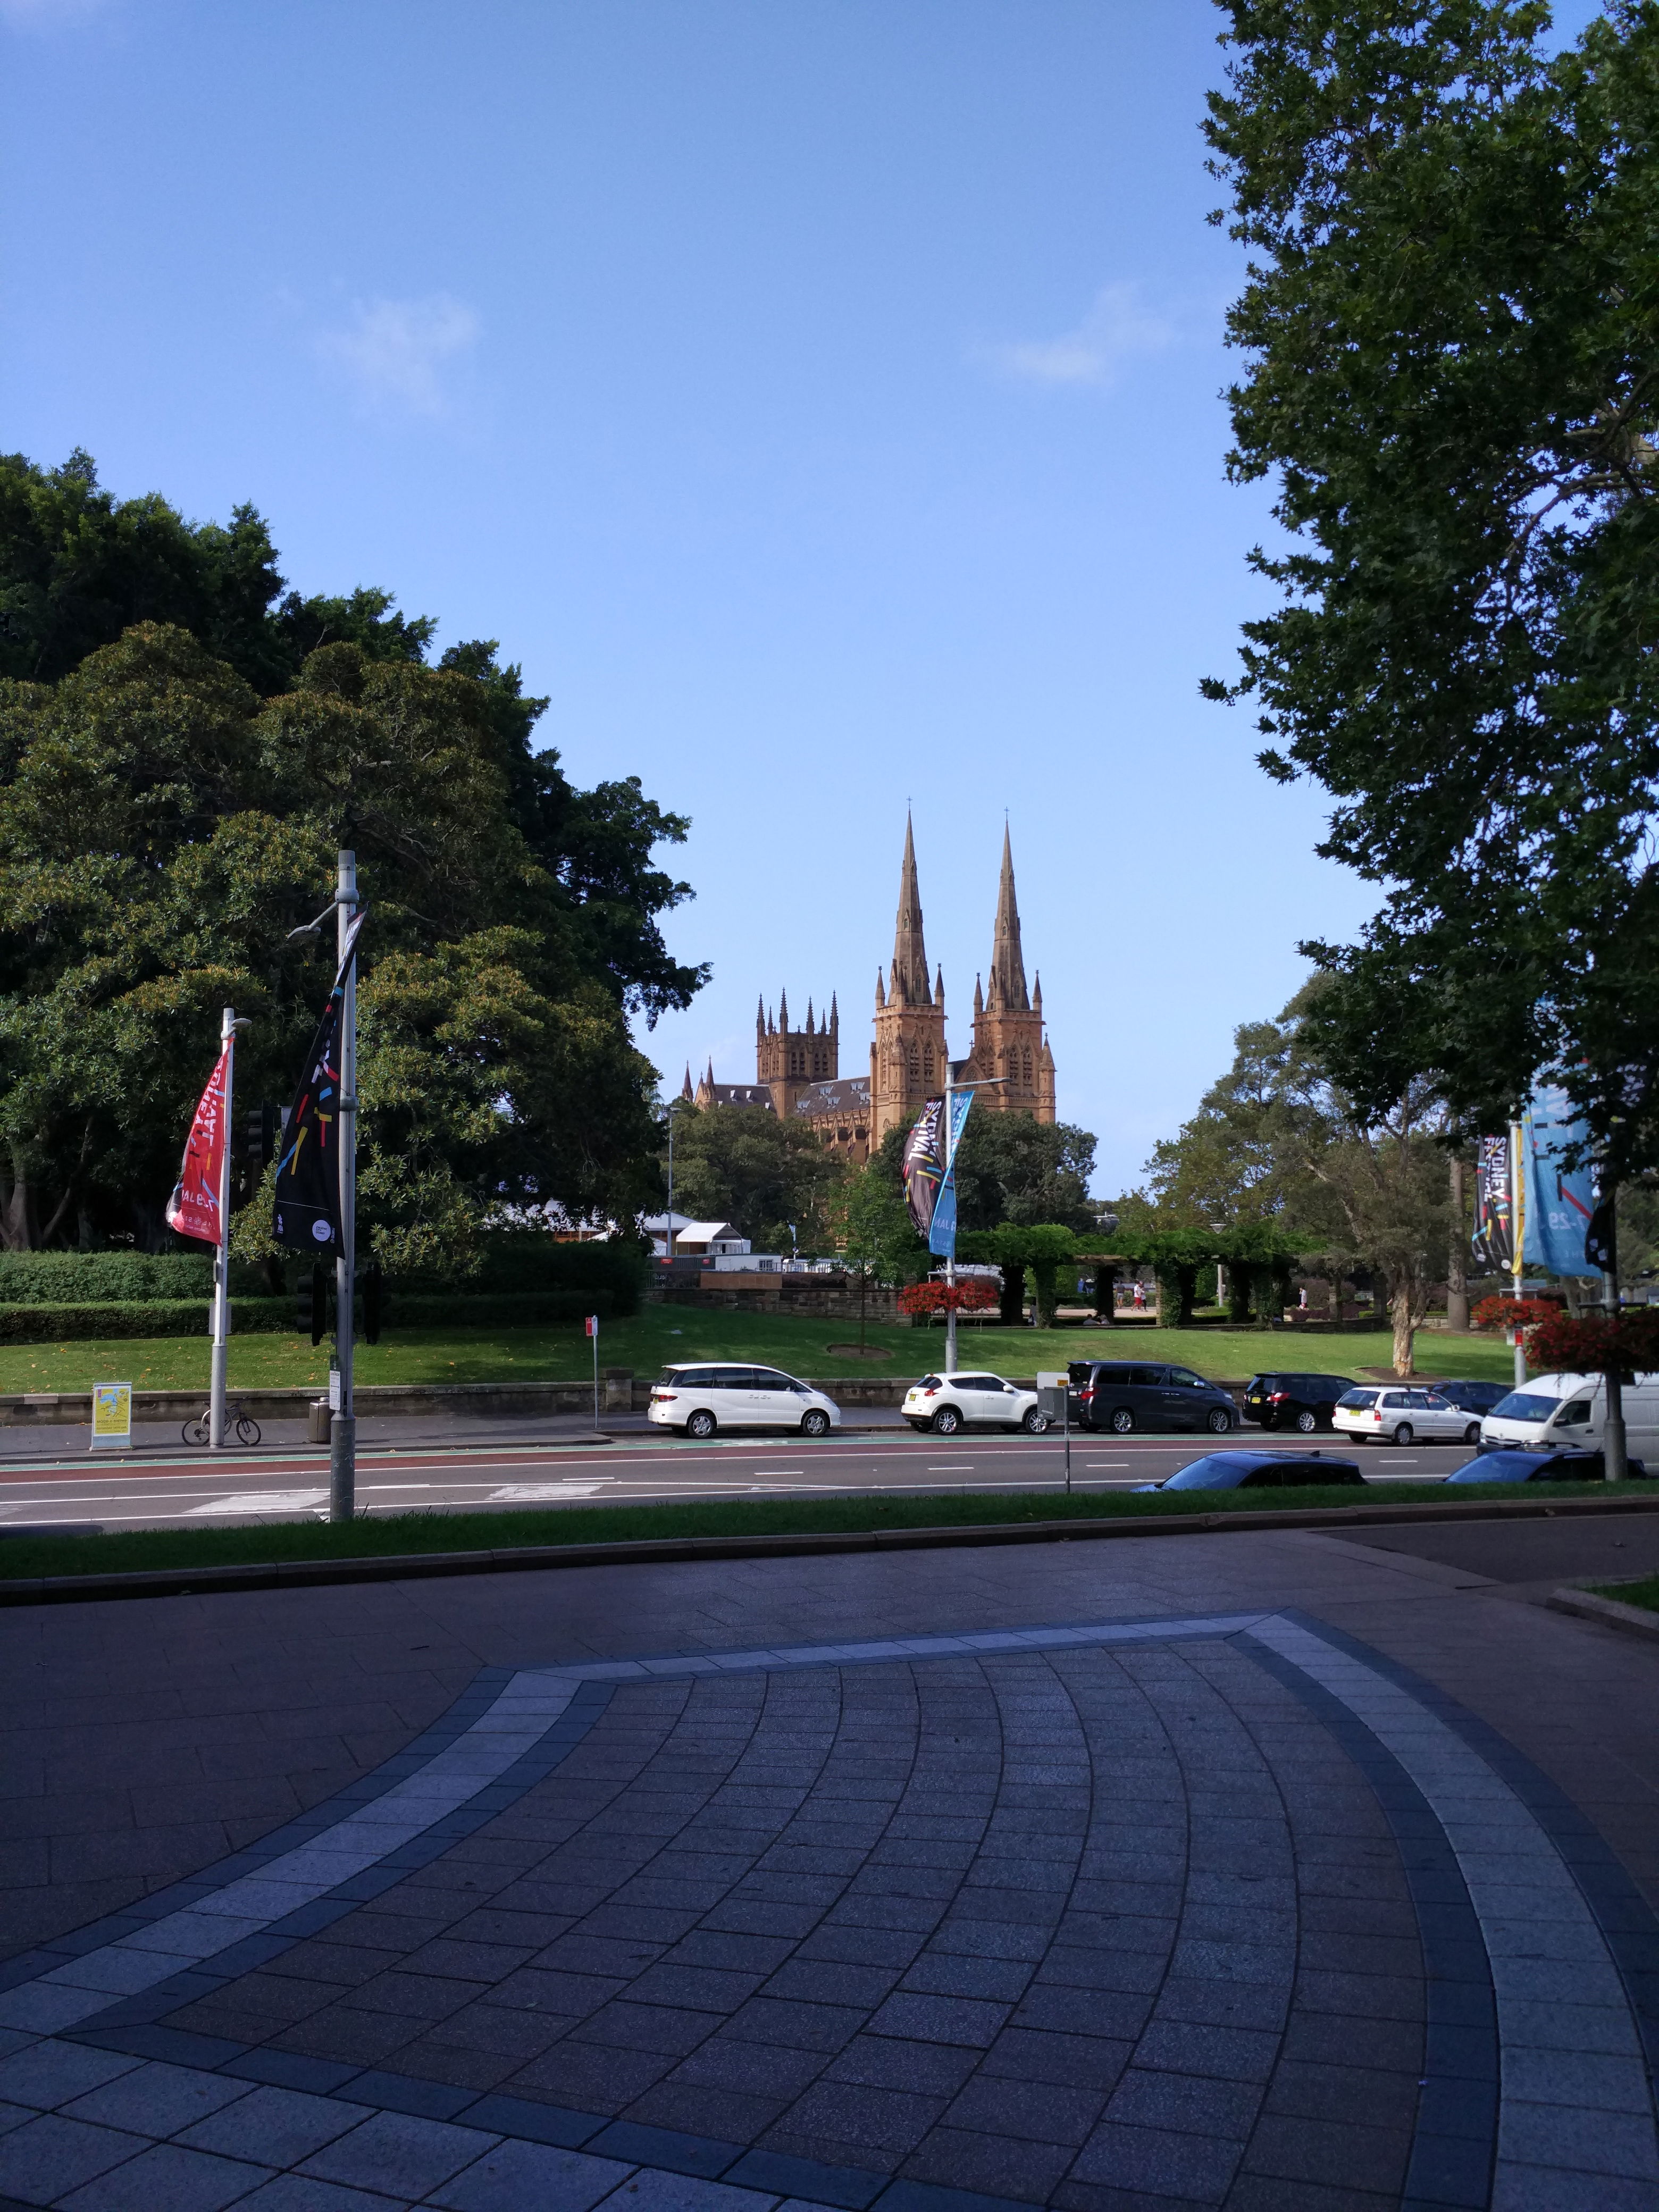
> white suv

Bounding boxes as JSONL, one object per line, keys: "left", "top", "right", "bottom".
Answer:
{"left": 648, "top": 1363, "right": 842, "bottom": 1440}
{"left": 902, "top": 1371, "right": 1049, "bottom": 1436}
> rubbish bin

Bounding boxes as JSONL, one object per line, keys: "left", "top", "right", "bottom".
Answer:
{"left": 307, "top": 1398, "right": 332, "bottom": 1445}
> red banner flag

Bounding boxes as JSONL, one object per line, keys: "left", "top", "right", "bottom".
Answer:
{"left": 165, "top": 1046, "right": 231, "bottom": 1247}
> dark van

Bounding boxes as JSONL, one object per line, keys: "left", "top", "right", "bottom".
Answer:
{"left": 1067, "top": 1361, "right": 1237, "bottom": 1436}
{"left": 1242, "top": 1372, "right": 1356, "bottom": 1433}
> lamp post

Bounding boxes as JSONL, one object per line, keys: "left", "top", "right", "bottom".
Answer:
{"left": 284, "top": 850, "right": 361, "bottom": 1522}
{"left": 663, "top": 1097, "right": 690, "bottom": 1265}
{"left": 208, "top": 1007, "right": 251, "bottom": 1448}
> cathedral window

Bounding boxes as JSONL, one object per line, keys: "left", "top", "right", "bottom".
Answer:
{"left": 1022, "top": 1048, "right": 1033, "bottom": 1086}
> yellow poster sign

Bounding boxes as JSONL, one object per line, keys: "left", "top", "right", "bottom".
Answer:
{"left": 90, "top": 1382, "right": 132, "bottom": 1451}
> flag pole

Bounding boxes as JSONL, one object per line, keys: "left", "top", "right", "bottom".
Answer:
{"left": 331, "top": 851, "right": 358, "bottom": 1522}
{"left": 1509, "top": 1117, "right": 1526, "bottom": 1389}
{"left": 944, "top": 1070, "right": 958, "bottom": 1376}
{"left": 209, "top": 1007, "right": 237, "bottom": 1449}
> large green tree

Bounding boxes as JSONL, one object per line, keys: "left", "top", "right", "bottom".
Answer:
{"left": 661, "top": 1104, "right": 847, "bottom": 1253}
{"left": 0, "top": 617, "right": 696, "bottom": 1262}
{"left": 1203, "top": 0, "right": 1659, "bottom": 1191}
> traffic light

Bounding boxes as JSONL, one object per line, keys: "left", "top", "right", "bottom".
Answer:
{"left": 297, "top": 1263, "right": 328, "bottom": 1347}
{"left": 363, "top": 1260, "right": 383, "bottom": 1345}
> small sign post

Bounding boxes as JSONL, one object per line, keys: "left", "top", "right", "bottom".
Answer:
{"left": 1036, "top": 1370, "right": 1070, "bottom": 1493}
{"left": 585, "top": 1314, "right": 600, "bottom": 1430}
{"left": 89, "top": 1382, "right": 132, "bottom": 1453}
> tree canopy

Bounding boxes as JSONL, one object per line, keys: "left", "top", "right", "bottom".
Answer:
{"left": 1202, "top": 1, "right": 1659, "bottom": 1185}
{"left": 0, "top": 454, "right": 709, "bottom": 1260}
{"left": 660, "top": 1103, "right": 844, "bottom": 1254}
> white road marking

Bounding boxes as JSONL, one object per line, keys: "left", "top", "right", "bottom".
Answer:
{"left": 484, "top": 1481, "right": 613, "bottom": 1502}
{"left": 184, "top": 1490, "right": 329, "bottom": 1516}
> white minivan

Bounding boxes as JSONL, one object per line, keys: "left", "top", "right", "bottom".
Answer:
{"left": 1480, "top": 1371, "right": 1659, "bottom": 1458}
{"left": 648, "top": 1363, "right": 842, "bottom": 1439}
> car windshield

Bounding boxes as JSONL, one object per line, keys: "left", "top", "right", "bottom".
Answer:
{"left": 1491, "top": 1392, "right": 1566, "bottom": 1422}
{"left": 1338, "top": 1390, "right": 1379, "bottom": 1407}
{"left": 1159, "top": 1454, "right": 1253, "bottom": 1491}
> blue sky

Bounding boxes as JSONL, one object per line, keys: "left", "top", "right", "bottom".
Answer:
{"left": 0, "top": 0, "right": 1606, "bottom": 1194}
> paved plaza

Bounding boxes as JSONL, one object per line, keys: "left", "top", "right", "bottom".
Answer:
{"left": 1, "top": 1522, "right": 1657, "bottom": 2209}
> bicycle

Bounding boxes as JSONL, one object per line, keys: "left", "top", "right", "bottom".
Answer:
{"left": 182, "top": 1403, "right": 262, "bottom": 1447}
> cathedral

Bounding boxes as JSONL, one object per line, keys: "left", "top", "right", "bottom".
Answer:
{"left": 686, "top": 816, "right": 1057, "bottom": 1161}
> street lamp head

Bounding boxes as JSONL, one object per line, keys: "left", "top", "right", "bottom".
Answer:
{"left": 286, "top": 923, "right": 323, "bottom": 944}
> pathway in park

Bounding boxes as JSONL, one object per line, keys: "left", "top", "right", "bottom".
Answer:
{"left": 1, "top": 1520, "right": 1657, "bottom": 2209}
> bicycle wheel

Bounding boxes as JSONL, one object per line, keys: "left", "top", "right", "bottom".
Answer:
{"left": 233, "top": 1414, "right": 262, "bottom": 1446}
{"left": 181, "top": 1415, "right": 210, "bottom": 1446}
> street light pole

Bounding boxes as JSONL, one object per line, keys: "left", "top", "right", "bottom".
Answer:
{"left": 331, "top": 850, "right": 358, "bottom": 1523}
{"left": 944, "top": 1069, "right": 959, "bottom": 1376}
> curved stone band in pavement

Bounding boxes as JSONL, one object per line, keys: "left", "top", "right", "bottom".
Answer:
{"left": 0, "top": 1610, "right": 1653, "bottom": 2211}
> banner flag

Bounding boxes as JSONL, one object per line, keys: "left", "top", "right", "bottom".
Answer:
{"left": 273, "top": 912, "right": 366, "bottom": 1256}
{"left": 165, "top": 1046, "right": 231, "bottom": 1247}
{"left": 928, "top": 1090, "right": 976, "bottom": 1259}
{"left": 1521, "top": 1086, "right": 1597, "bottom": 1276}
{"left": 1471, "top": 1134, "right": 1514, "bottom": 1273}
{"left": 902, "top": 1099, "right": 945, "bottom": 1240}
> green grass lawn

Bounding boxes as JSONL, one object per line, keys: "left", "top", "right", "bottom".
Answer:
{"left": 1588, "top": 1576, "right": 1659, "bottom": 1613}
{"left": 0, "top": 1308, "right": 1526, "bottom": 1395}
{"left": 0, "top": 1477, "right": 1624, "bottom": 1583}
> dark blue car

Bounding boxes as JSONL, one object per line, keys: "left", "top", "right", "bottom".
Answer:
{"left": 1134, "top": 1451, "right": 1365, "bottom": 1494}
{"left": 1444, "top": 1449, "right": 1648, "bottom": 1485}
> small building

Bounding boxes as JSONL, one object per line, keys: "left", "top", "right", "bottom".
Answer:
{"left": 641, "top": 1214, "right": 751, "bottom": 1261}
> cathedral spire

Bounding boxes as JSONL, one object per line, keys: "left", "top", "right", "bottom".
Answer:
{"left": 830, "top": 992, "right": 839, "bottom": 1033}
{"left": 681, "top": 1063, "right": 693, "bottom": 1099}
{"left": 889, "top": 813, "right": 932, "bottom": 1006}
{"left": 778, "top": 986, "right": 789, "bottom": 1031}
{"left": 756, "top": 994, "right": 765, "bottom": 1038}
{"left": 987, "top": 824, "right": 1030, "bottom": 1013}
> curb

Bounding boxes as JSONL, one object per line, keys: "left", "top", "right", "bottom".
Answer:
{"left": 1546, "top": 1585, "right": 1659, "bottom": 1641}
{"left": 7, "top": 1488, "right": 1659, "bottom": 1607}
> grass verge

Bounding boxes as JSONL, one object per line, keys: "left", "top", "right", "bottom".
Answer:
{"left": 1588, "top": 1576, "right": 1659, "bottom": 1613}
{"left": 1, "top": 1480, "right": 1643, "bottom": 1582}
{"left": 0, "top": 1312, "right": 1523, "bottom": 1394}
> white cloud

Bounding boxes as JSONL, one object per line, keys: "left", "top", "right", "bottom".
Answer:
{"left": 315, "top": 294, "right": 480, "bottom": 418}
{"left": 986, "top": 283, "right": 1175, "bottom": 390}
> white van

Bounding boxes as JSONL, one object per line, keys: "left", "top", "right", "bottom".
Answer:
{"left": 1480, "top": 1371, "right": 1659, "bottom": 1459}
{"left": 648, "top": 1363, "right": 842, "bottom": 1440}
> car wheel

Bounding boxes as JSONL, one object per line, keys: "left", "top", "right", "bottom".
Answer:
{"left": 800, "top": 1409, "right": 831, "bottom": 1438}
{"left": 1021, "top": 1406, "right": 1049, "bottom": 1434}
{"left": 1293, "top": 1408, "right": 1318, "bottom": 1434}
{"left": 1205, "top": 1407, "right": 1233, "bottom": 1435}
{"left": 685, "top": 1410, "right": 716, "bottom": 1440}
{"left": 1463, "top": 1421, "right": 1482, "bottom": 1445}
{"left": 1109, "top": 1407, "right": 1134, "bottom": 1435}
{"left": 931, "top": 1405, "right": 962, "bottom": 1435}
{"left": 1392, "top": 1422, "right": 1414, "bottom": 1445}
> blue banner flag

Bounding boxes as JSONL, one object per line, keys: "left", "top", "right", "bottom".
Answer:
{"left": 928, "top": 1090, "right": 976, "bottom": 1259}
{"left": 1521, "top": 1086, "right": 1596, "bottom": 1277}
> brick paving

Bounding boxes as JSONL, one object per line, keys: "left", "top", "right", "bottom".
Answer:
{"left": 2, "top": 1524, "right": 1658, "bottom": 2206}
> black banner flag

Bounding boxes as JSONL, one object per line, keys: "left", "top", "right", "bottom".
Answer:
{"left": 273, "top": 912, "right": 364, "bottom": 1256}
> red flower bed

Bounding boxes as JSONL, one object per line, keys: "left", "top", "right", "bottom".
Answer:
{"left": 1470, "top": 1294, "right": 1564, "bottom": 1333}
{"left": 1527, "top": 1308, "right": 1659, "bottom": 1375}
{"left": 896, "top": 1279, "right": 1000, "bottom": 1316}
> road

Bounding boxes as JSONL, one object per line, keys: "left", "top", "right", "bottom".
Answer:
{"left": 0, "top": 1427, "right": 1479, "bottom": 1536}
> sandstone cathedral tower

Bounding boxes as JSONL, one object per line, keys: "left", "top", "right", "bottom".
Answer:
{"left": 691, "top": 816, "right": 1055, "bottom": 1162}
{"left": 868, "top": 816, "right": 1056, "bottom": 1146}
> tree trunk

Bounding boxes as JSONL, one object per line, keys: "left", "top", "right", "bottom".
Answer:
{"left": 1, "top": 1161, "right": 31, "bottom": 1252}
{"left": 998, "top": 1262, "right": 1026, "bottom": 1328}
{"left": 1447, "top": 1154, "right": 1470, "bottom": 1333}
{"left": 1032, "top": 1265, "right": 1058, "bottom": 1330}
{"left": 1227, "top": 1265, "right": 1252, "bottom": 1323}
{"left": 1390, "top": 1283, "right": 1417, "bottom": 1377}
{"left": 1093, "top": 1262, "right": 1116, "bottom": 1325}
{"left": 858, "top": 1269, "right": 867, "bottom": 1352}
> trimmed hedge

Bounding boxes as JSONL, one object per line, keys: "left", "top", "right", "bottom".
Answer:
{"left": 0, "top": 1234, "right": 648, "bottom": 1315}
{"left": 0, "top": 1253, "right": 214, "bottom": 1304}
{"left": 0, "top": 1288, "right": 630, "bottom": 1346}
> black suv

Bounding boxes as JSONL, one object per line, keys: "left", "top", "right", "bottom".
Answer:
{"left": 1068, "top": 1361, "right": 1237, "bottom": 1436}
{"left": 1242, "top": 1372, "right": 1356, "bottom": 1432}
{"left": 1429, "top": 1378, "right": 1511, "bottom": 1416}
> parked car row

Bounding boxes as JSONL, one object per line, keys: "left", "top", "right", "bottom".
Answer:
{"left": 647, "top": 1358, "right": 1547, "bottom": 1445}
